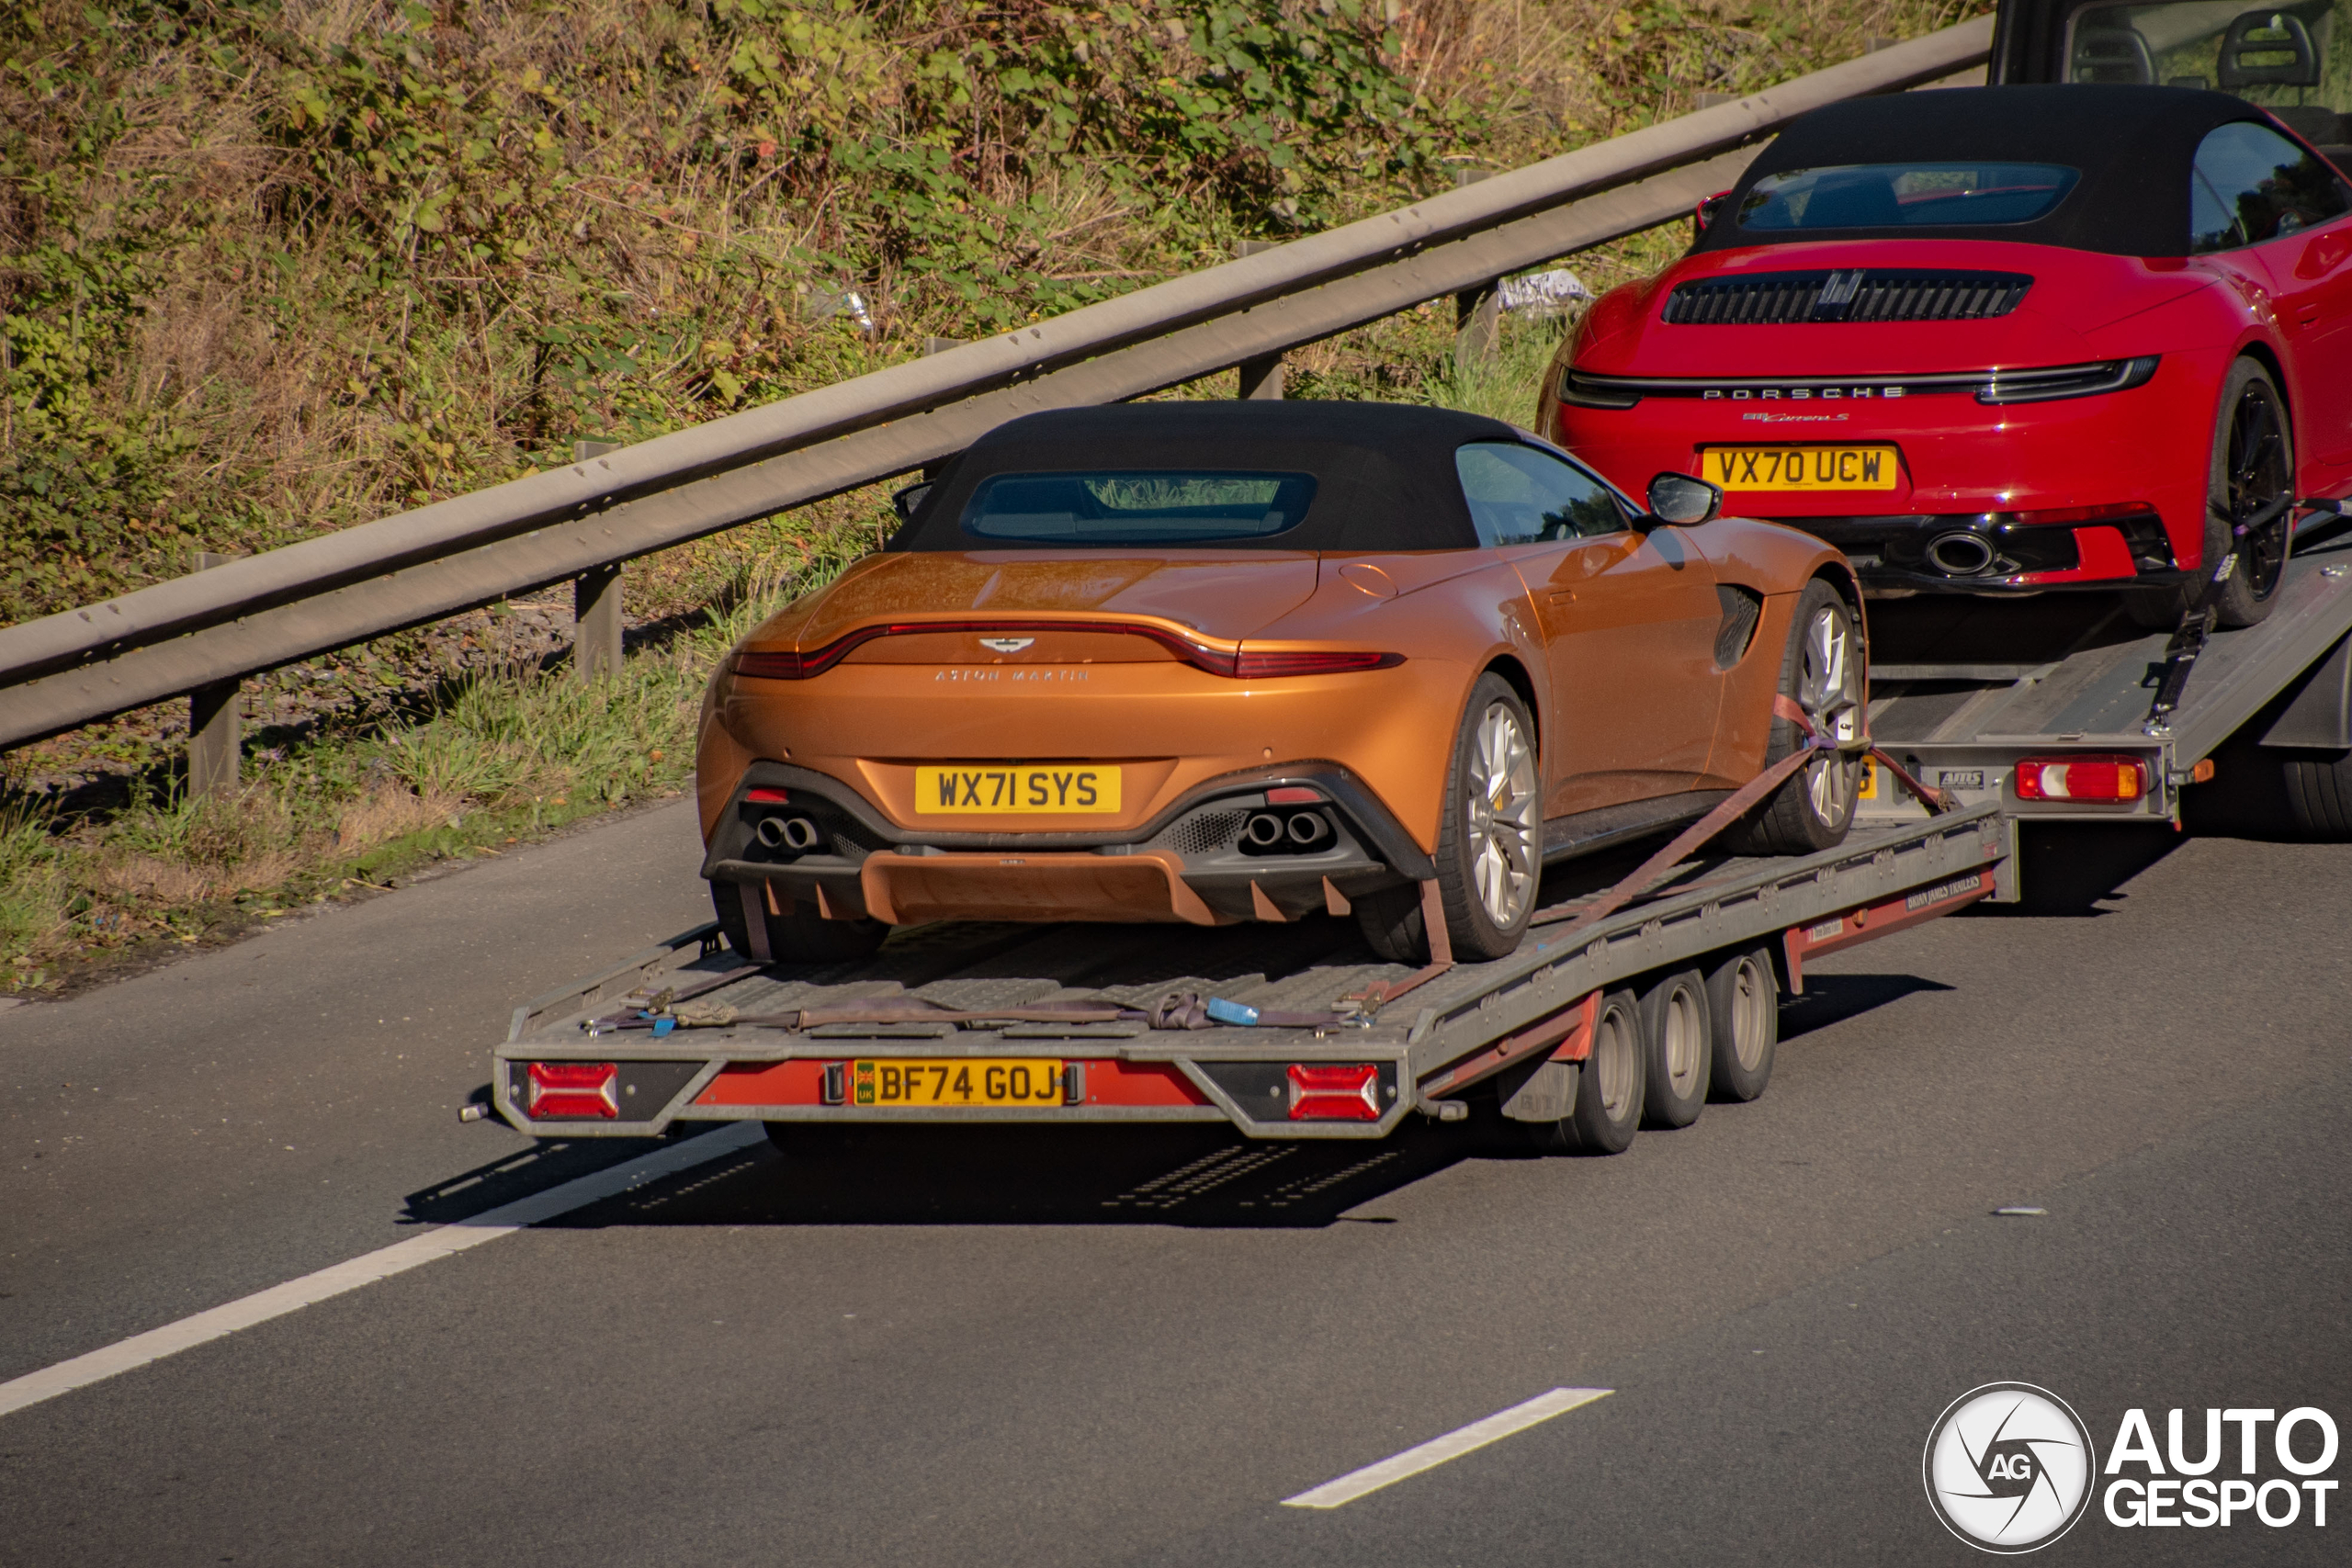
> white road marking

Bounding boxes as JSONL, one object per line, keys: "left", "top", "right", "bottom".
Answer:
{"left": 0, "top": 1121, "right": 767, "bottom": 1420}
{"left": 1282, "top": 1386, "right": 1613, "bottom": 1508}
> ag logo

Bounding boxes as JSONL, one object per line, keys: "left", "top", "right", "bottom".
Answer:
{"left": 1924, "top": 1383, "right": 2097, "bottom": 1552}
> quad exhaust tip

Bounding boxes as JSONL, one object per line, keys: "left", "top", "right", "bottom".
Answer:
{"left": 754, "top": 815, "right": 824, "bottom": 852}
{"left": 1245, "top": 810, "right": 1334, "bottom": 852}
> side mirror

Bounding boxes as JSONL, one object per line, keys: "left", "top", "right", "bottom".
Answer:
{"left": 889, "top": 481, "right": 933, "bottom": 525}
{"left": 1645, "top": 472, "right": 1723, "bottom": 528}
{"left": 1692, "top": 189, "right": 1732, "bottom": 239}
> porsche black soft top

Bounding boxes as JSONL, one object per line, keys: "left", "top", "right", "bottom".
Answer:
{"left": 1699, "top": 84, "right": 2278, "bottom": 257}
{"left": 888, "top": 400, "right": 1533, "bottom": 552}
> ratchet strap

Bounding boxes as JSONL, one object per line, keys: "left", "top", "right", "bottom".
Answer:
{"left": 1532, "top": 694, "right": 1952, "bottom": 948}
{"left": 2144, "top": 491, "right": 2302, "bottom": 734}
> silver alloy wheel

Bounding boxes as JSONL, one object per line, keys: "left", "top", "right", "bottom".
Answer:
{"left": 1464, "top": 700, "right": 1539, "bottom": 929}
{"left": 1796, "top": 603, "right": 1863, "bottom": 828}
{"left": 1727, "top": 953, "right": 1774, "bottom": 1072}
{"left": 1660, "top": 982, "right": 1704, "bottom": 1100}
{"left": 1591, "top": 1008, "right": 1637, "bottom": 1120}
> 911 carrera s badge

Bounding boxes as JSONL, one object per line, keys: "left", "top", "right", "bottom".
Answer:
{"left": 979, "top": 637, "right": 1035, "bottom": 654}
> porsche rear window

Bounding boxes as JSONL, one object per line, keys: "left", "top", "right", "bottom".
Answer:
{"left": 1737, "top": 162, "right": 2081, "bottom": 230}
{"left": 960, "top": 470, "right": 1317, "bottom": 544}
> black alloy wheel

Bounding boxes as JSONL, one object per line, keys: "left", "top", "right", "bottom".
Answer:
{"left": 2128, "top": 358, "right": 2295, "bottom": 630}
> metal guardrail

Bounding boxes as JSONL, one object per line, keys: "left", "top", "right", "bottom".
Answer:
{"left": 0, "top": 17, "right": 1993, "bottom": 754}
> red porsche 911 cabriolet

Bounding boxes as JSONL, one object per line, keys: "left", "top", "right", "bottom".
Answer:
{"left": 1542, "top": 84, "right": 2352, "bottom": 628}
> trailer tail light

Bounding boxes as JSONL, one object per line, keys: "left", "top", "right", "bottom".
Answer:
{"left": 2013, "top": 755, "right": 2148, "bottom": 802}
{"left": 1288, "top": 1063, "right": 1381, "bottom": 1121}
{"left": 527, "top": 1061, "right": 619, "bottom": 1119}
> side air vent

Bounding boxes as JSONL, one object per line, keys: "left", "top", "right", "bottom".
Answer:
{"left": 1664, "top": 270, "right": 2033, "bottom": 325}
{"left": 1713, "top": 585, "right": 1763, "bottom": 669}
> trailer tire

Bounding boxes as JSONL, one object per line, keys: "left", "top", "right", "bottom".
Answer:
{"left": 1705, "top": 946, "right": 1779, "bottom": 1101}
{"left": 1526, "top": 988, "right": 1645, "bottom": 1155}
{"left": 2283, "top": 750, "right": 2352, "bottom": 838}
{"left": 710, "top": 881, "right": 888, "bottom": 965}
{"left": 1638, "top": 968, "right": 1711, "bottom": 1128}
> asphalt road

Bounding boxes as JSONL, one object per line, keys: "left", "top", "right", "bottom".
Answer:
{"left": 2, "top": 805, "right": 2346, "bottom": 1565}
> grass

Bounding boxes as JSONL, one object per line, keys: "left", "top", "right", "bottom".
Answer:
{"left": 0, "top": 1, "right": 1984, "bottom": 993}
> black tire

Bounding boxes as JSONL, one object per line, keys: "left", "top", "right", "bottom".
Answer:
{"left": 709, "top": 880, "right": 888, "bottom": 964}
{"left": 1638, "top": 967, "right": 1712, "bottom": 1128}
{"left": 1353, "top": 672, "right": 1541, "bottom": 964}
{"left": 1525, "top": 989, "right": 1645, "bottom": 1155}
{"left": 1724, "top": 580, "right": 1863, "bottom": 855}
{"left": 2126, "top": 358, "right": 2294, "bottom": 631}
{"left": 1704, "top": 945, "right": 1780, "bottom": 1102}
{"left": 2284, "top": 751, "right": 2352, "bottom": 838}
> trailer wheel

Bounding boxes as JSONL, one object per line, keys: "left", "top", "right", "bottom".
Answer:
{"left": 1638, "top": 968, "right": 1712, "bottom": 1128}
{"left": 710, "top": 881, "right": 887, "bottom": 964}
{"left": 2283, "top": 751, "right": 2352, "bottom": 838}
{"left": 1526, "top": 988, "right": 1645, "bottom": 1155}
{"left": 1704, "top": 946, "right": 1779, "bottom": 1102}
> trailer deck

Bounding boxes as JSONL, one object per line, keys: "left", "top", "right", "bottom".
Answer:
{"left": 494, "top": 804, "right": 2004, "bottom": 1141}
{"left": 1854, "top": 526, "right": 2352, "bottom": 859}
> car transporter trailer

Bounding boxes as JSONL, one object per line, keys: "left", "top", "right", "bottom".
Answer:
{"left": 490, "top": 799, "right": 2006, "bottom": 1147}
{"left": 486, "top": 516, "right": 2352, "bottom": 1149}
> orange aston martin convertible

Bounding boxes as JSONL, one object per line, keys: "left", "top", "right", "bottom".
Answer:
{"left": 695, "top": 401, "right": 1865, "bottom": 965}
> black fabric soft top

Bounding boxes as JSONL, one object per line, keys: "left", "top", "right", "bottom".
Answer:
{"left": 889, "top": 400, "right": 1528, "bottom": 553}
{"left": 1699, "top": 85, "right": 2274, "bottom": 258}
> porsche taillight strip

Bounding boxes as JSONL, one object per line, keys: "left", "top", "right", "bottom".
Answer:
{"left": 1562, "top": 356, "right": 2159, "bottom": 409}
{"left": 1661, "top": 268, "right": 2033, "bottom": 324}
{"left": 731, "top": 621, "right": 1402, "bottom": 681}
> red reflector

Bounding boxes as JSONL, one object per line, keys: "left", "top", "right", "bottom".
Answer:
{"left": 2013, "top": 755, "right": 2147, "bottom": 802}
{"left": 744, "top": 786, "right": 789, "bottom": 804}
{"left": 1265, "top": 785, "right": 1324, "bottom": 805}
{"left": 2008, "top": 502, "right": 2159, "bottom": 527}
{"left": 528, "top": 1061, "right": 618, "bottom": 1119}
{"left": 1288, "top": 1062, "right": 1381, "bottom": 1121}
{"left": 1234, "top": 649, "right": 1401, "bottom": 679}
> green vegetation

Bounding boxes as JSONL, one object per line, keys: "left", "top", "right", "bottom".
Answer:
{"left": 1, "top": 0, "right": 1985, "bottom": 992}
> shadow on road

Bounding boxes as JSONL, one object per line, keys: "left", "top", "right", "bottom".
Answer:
{"left": 1968, "top": 821, "right": 2181, "bottom": 918}
{"left": 1779, "top": 972, "right": 1955, "bottom": 1041}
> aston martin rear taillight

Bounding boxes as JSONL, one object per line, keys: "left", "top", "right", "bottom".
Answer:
{"left": 1232, "top": 650, "right": 1403, "bottom": 679}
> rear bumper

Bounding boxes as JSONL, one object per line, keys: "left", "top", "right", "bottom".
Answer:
{"left": 1550, "top": 349, "right": 2218, "bottom": 588}
{"left": 1784, "top": 509, "right": 2183, "bottom": 594}
{"left": 493, "top": 1041, "right": 1417, "bottom": 1141}
{"left": 700, "top": 759, "right": 1432, "bottom": 926}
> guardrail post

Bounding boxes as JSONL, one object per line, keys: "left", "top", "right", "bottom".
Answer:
{"left": 571, "top": 441, "right": 624, "bottom": 680}
{"left": 186, "top": 551, "right": 241, "bottom": 799}
{"left": 1232, "top": 243, "right": 1286, "bottom": 399}
{"left": 1450, "top": 172, "right": 1500, "bottom": 370}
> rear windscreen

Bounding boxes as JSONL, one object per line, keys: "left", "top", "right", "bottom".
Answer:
{"left": 960, "top": 470, "right": 1317, "bottom": 544}
{"left": 1737, "top": 162, "right": 2081, "bottom": 230}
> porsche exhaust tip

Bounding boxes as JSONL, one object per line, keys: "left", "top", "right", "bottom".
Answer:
{"left": 755, "top": 815, "right": 823, "bottom": 852}
{"left": 1244, "top": 812, "right": 1287, "bottom": 849}
{"left": 1925, "top": 531, "right": 1998, "bottom": 578}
